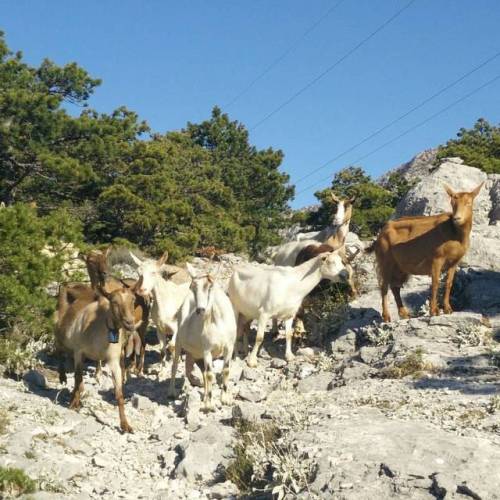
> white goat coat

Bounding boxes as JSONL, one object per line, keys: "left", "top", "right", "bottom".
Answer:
{"left": 176, "top": 285, "right": 237, "bottom": 361}
{"left": 271, "top": 204, "right": 346, "bottom": 266}
{"left": 228, "top": 253, "right": 346, "bottom": 322}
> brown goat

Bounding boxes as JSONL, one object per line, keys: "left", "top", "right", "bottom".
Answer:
{"left": 367, "top": 183, "right": 483, "bottom": 321}
{"left": 56, "top": 281, "right": 139, "bottom": 432}
{"left": 78, "top": 248, "right": 150, "bottom": 375}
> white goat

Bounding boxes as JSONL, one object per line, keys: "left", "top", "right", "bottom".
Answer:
{"left": 130, "top": 251, "right": 191, "bottom": 363}
{"left": 228, "top": 250, "right": 349, "bottom": 367}
{"left": 169, "top": 264, "right": 237, "bottom": 410}
{"left": 271, "top": 194, "right": 353, "bottom": 266}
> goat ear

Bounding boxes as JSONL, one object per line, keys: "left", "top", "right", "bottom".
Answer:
{"left": 348, "top": 195, "right": 356, "bottom": 205}
{"left": 77, "top": 251, "right": 88, "bottom": 263}
{"left": 330, "top": 192, "right": 340, "bottom": 203}
{"left": 444, "top": 184, "right": 457, "bottom": 198}
{"left": 471, "top": 181, "right": 484, "bottom": 199}
{"left": 132, "top": 275, "right": 143, "bottom": 292}
{"left": 129, "top": 252, "right": 143, "bottom": 267}
{"left": 185, "top": 262, "right": 197, "bottom": 278}
{"left": 104, "top": 245, "right": 112, "bottom": 259}
{"left": 120, "top": 279, "right": 131, "bottom": 289}
{"left": 158, "top": 251, "right": 169, "bottom": 267}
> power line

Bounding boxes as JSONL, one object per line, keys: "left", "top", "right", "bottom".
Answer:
{"left": 249, "top": 0, "right": 417, "bottom": 131}
{"left": 224, "top": 0, "right": 346, "bottom": 110}
{"left": 296, "top": 72, "right": 500, "bottom": 196}
{"left": 294, "top": 50, "right": 500, "bottom": 185}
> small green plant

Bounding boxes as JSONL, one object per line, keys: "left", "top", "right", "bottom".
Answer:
{"left": 24, "top": 450, "right": 36, "bottom": 460}
{"left": 0, "top": 467, "right": 37, "bottom": 497}
{"left": 380, "top": 348, "right": 435, "bottom": 379}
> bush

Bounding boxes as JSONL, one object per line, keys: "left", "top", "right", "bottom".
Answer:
{"left": 307, "top": 166, "right": 409, "bottom": 238}
{"left": 226, "top": 420, "right": 316, "bottom": 497}
{"left": 0, "top": 467, "right": 37, "bottom": 497}
{"left": 0, "top": 203, "right": 84, "bottom": 374}
{"left": 437, "top": 118, "right": 500, "bottom": 174}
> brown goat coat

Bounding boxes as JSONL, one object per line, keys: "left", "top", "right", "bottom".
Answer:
{"left": 73, "top": 248, "right": 150, "bottom": 374}
{"left": 56, "top": 285, "right": 137, "bottom": 432}
{"left": 369, "top": 183, "right": 483, "bottom": 321}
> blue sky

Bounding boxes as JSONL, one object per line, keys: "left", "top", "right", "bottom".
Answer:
{"left": 2, "top": 0, "right": 500, "bottom": 208}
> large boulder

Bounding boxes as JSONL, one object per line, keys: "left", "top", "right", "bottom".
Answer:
{"left": 395, "top": 158, "right": 490, "bottom": 223}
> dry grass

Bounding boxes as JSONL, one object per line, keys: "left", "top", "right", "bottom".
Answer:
{"left": 226, "top": 419, "right": 316, "bottom": 498}
{"left": 379, "top": 348, "right": 436, "bottom": 379}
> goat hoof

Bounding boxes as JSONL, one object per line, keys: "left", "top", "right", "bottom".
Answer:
{"left": 246, "top": 357, "right": 258, "bottom": 368}
{"left": 221, "top": 393, "right": 232, "bottom": 406}
{"left": 430, "top": 308, "right": 440, "bottom": 316}
{"left": 443, "top": 306, "right": 453, "bottom": 315}
{"left": 69, "top": 400, "right": 81, "bottom": 411}
{"left": 398, "top": 308, "right": 410, "bottom": 319}
{"left": 285, "top": 353, "right": 295, "bottom": 363}
{"left": 121, "top": 422, "right": 133, "bottom": 433}
{"left": 382, "top": 315, "right": 391, "bottom": 323}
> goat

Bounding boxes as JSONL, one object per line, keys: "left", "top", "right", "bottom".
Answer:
{"left": 130, "top": 251, "right": 190, "bottom": 362}
{"left": 228, "top": 251, "right": 350, "bottom": 367}
{"left": 367, "top": 183, "right": 483, "bottom": 322}
{"left": 169, "top": 264, "right": 237, "bottom": 410}
{"left": 271, "top": 193, "right": 355, "bottom": 266}
{"left": 68, "top": 247, "right": 150, "bottom": 375}
{"left": 295, "top": 244, "right": 360, "bottom": 296}
{"left": 55, "top": 280, "right": 140, "bottom": 432}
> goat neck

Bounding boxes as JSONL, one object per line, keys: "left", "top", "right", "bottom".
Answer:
{"left": 293, "top": 254, "right": 326, "bottom": 295}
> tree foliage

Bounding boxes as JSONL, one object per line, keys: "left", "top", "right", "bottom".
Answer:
{"left": 307, "top": 166, "right": 398, "bottom": 238}
{"left": 0, "top": 33, "right": 293, "bottom": 260}
{"left": 0, "top": 204, "right": 84, "bottom": 371}
{"left": 437, "top": 118, "right": 500, "bottom": 174}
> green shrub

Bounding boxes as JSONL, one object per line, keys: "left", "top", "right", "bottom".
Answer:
{"left": 437, "top": 118, "right": 500, "bottom": 174}
{"left": 0, "top": 203, "right": 83, "bottom": 374}
{"left": 0, "top": 467, "right": 37, "bottom": 497}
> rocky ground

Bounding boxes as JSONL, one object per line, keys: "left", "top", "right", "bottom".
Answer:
{"left": 1, "top": 155, "right": 499, "bottom": 499}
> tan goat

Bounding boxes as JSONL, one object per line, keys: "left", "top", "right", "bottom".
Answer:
{"left": 367, "top": 183, "right": 483, "bottom": 321}
{"left": 79, "top": 248, "right": 150, "bottom": 375}
{"left": 56, "top": 280, "right": 140, "bottom": 432}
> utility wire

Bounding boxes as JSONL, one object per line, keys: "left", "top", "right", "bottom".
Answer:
{"left": 249, "top": 0, "right": 417, "bottom": 131}
{"left": 224, "top": 0, "right": 346, "bottom": 110}
{"left": 296, "top": 72, "right": 500, "bottom": 196}
{"left": 294, "top": 50, "right": 500, "bottom": 185}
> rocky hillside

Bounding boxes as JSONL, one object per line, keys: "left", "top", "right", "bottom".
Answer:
{"left": 0, "top": 155, "right": 499, "bottom": 499}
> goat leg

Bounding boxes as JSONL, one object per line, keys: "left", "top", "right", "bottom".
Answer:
{"left": 247, "top": 315, "right": 267, "bottom": 368}
{"left": 69, "top": 355, "right": 84, "bottom": 410}
{"left": 203, "top": 352, "right": 215, "bottom": 412}
{"left": 284, "top": 317, "right": 295, "bottom": 362}
{"left": 168, "top": 339, "right": 181, "bottom": 400}
{"left": 381, "top": 282, "right": 391, "bottom": 322}
{"left": 391, "top": 286, "right": 409, "bottom": 319}
{"left": 109, "top": 359, "right": 132, "bottom": 433}
{"left": 443, "top": 264, "right": 457, "bottom": 314}
{"left": 430, "top": 259, "right": 444, "bottom": 316}
{"left": 221, "top": 346, "right": 233, "bottom": 406}
{"left": 58, "top": 350, "right": 67, "bottom": 385}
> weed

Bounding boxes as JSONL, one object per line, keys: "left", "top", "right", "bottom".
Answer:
{"left": 24, "top": 450, "right": 36, "bottom": 460}
{"left": 380, "top": 348, "right": 435, "bottom": 379}
{"left": 226, "top": 419, "right": 315, "bottom": 497}
{"left": 0, "top": 409, "right": 9, "bottom": 435}
{"left": 486, "top": 395, "right": 500, "bottom": 414}
{"left": 0, "top": 467, "right": 37, "bottom": 497}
